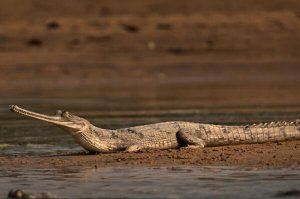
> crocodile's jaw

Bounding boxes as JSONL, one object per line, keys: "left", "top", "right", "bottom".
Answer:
{"left": 10, "top": 105, "right": 85, "bottom": 132}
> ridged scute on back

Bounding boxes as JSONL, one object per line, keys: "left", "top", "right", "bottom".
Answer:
{"left": 250, "top": 119, "right": 300, "bottom": 128}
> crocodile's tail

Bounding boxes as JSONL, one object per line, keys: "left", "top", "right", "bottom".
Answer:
{"left": 202, "top": 119, "right": 300, "bottom": 147}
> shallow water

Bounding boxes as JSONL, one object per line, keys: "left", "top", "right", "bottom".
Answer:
{"left": 0, "top": 166, "right": 299, "bottom": 199}
{"left": 0, "top": 98, "right": 300, "bottom": 198}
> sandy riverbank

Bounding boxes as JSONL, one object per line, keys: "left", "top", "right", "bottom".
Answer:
{"left": 0, "top": 141, "right": 299, "bottom": 169}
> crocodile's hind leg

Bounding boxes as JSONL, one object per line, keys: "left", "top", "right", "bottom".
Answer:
{"left": 177, "top": 128, "right": 206, "bottom": 148}
{"left": 125, "top": 145, "right": 144, "bottom": 152}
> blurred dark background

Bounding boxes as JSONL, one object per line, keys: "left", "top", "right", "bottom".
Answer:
{"left": 0, "top": 0, "right": 300, "bottom": 112}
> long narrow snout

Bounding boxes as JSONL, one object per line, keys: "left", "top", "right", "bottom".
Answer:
{"left": 9, "top": 105, "right": 73, "bottom": 126}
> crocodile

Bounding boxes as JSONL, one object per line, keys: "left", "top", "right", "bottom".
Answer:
{"left": 10, "top": 105, "right": 300, "bottom": 153}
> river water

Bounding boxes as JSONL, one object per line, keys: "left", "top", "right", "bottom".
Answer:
{"left": 0, "top": 98, "right": 299, "bottom": 198}
{"left": 0, "top": 166, "right": 299, "bottom": 199}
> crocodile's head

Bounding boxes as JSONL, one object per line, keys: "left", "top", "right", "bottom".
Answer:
{"left": 10, "top": 105, "right": 91, "bottom": 135}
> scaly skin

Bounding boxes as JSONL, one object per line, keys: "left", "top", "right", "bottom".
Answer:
{"left": 10, "top": 105, "right": 300, "bottom": 153}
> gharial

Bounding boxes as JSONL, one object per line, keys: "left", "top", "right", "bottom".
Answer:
{"left": 10, "top": 105, "right": 300, "bottom": 153}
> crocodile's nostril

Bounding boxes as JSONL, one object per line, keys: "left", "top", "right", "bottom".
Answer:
{"left": 9, "top": 105, "right": 15, "bottom": 111}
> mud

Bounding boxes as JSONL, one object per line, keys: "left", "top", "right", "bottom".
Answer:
{"left": 0, "top": 141, "right": 299, "bottom": 169}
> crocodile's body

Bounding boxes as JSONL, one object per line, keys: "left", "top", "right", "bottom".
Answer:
{"left": 10, "top": 105, "right": 300, "bottom": 153}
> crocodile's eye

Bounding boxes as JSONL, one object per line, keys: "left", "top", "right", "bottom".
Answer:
{"left": 62, "top": 111, "right": 70, "bottom": 117}
{"left": 55, "top": 110, "right": 63, "bottom": 116}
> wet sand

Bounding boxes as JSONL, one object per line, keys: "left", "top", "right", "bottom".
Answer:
{"left": 1, "top": 0, "right": 300, "bottom": 169}
{"left": 0, "top": 140, "right": 299, "bottom": 168}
